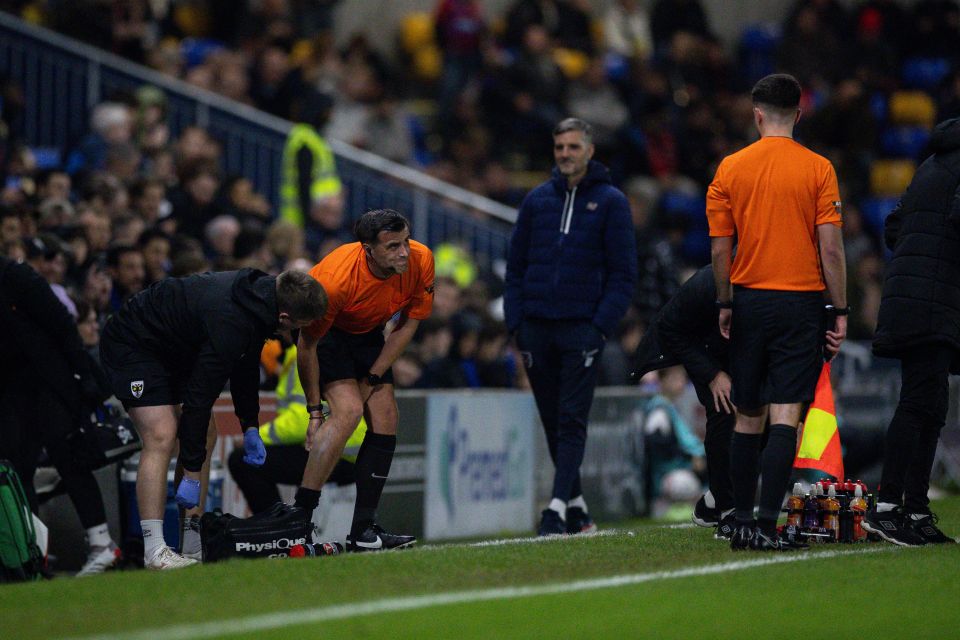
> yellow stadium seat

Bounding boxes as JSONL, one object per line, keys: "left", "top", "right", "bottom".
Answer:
{"left": 553, "top": 47, "right": 590, "bottom": 79}
{"left": 400, "top": 13, "right": 436, "bottom": 54}
{"left": 871, "top": 159, "right": 916, "bottom": 197}
{"left": 888, "top": 91, "right": 936, "bottom": 127}
{"left": 413, "top": 45, "right": 442, "bottom": 81}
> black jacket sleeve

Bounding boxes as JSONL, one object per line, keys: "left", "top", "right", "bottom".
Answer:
{"left": 657, "top": 268, "right": 725, "bottom": 387}
{"left": 229, "top": 342, "right": 263, "bottom": 430}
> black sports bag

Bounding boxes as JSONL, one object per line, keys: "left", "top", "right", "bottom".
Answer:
{"left": 200, "top": 502, "right": 312, "bottom": 562}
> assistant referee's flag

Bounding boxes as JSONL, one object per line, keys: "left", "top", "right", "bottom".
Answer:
{"left": 794, "top": 361, "right": 844, "bottom": 480}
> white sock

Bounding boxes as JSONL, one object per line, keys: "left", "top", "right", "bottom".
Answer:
{"left": 142, "top": 520, "right": 166, "bottom": 559}
{"left": 703, "top": 490, "right": 716, "bottom": 509}
{"left": 548, "top": 498, "right": 567, "bottom": 520}
{"left": 876, "top": 502, "right": 897, "bottom": 513}
{"left": 86, "top": 523, "right": 112, "bottom": 548}
{"left": 181, "top": 518, "right": 201, "bottom": 556}
{"left": 568, "top": 495, "right": 587, "bottom": 511}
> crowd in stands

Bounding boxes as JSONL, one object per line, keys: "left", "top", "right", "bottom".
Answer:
{"left": 2, "top": 0, "right": 960, "bottom": 394}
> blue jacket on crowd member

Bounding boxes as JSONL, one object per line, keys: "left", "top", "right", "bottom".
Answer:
{"left": 504, "top": 160, "right": 637, "bottom": 338}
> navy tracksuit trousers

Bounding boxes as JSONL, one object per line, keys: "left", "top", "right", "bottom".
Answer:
{"left": 518, "top": 318, "right": 605, "bottom": 503}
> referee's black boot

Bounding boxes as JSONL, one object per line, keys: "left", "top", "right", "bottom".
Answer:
{"left": 346, "top": 523, "right": 416, "bottom": 552}
{"left": 729, "top": 523, "right": 754, "bottom": 550}
{"left": 749, "top": 527, "right": 808, "bottom": 551}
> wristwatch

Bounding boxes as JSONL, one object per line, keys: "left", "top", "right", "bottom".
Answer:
{"left": 715, "top": 300, "right": 733, "bottom": 309}
{"left": 366, "top": 372, "right": 383, "bottom": 386}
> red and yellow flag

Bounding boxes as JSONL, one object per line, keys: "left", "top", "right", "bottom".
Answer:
{"left": 795, "top": 361, "right": 844, "bottom": 480}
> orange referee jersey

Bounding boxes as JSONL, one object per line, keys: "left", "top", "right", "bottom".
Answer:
{"left": 304, "top": 239, "right": 434, "bottom": 338}
{"left": 706, "top": 136, "right": 842, "bottom": 291}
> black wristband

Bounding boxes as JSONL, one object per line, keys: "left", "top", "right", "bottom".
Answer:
{"left": 715, "top": 300, "right": 733, "bottom": 309}
{"left": 829, "top": 306, "right": 850, "bottom": 316}
{"left": 306, "top": 403, "right": 323, "bottom": 415}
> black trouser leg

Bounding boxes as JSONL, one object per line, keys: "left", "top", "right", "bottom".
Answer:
{"left": 694, "top": 379, "right": 735, "bottom": 512}
{"left": 880, "top": 345, "right": 955, "bottom": 511}
{"left": 228, "top": 444, "right": 309, "bottom": 514}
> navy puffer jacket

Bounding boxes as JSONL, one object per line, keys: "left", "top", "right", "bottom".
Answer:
{"left": 504, "top": 160, "right": 637, "bottom": 337}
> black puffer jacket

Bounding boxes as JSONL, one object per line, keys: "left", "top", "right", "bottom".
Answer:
{"left": 873, "top": 118, "right": 960, "bottom": 371}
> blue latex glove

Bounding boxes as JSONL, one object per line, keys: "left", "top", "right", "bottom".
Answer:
{"left": 243, "top": 428, "right": 266, "bottom": 467}
{"left": 175, "top": 477, "right": 201, "bottom": 509}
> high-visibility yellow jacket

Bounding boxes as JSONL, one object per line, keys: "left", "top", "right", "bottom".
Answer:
{"left": 259, "top": 345, "right": 366, "bottom": 462}
{"left": 280, "top": 124, "right": 342, "bottom": 227}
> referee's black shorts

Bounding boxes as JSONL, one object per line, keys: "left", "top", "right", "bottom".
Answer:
{"left": 729, "top": 286, "right": 824, "bottom": 410}
{"left": 316, "top": 326, "right": 394, "bottom": 385}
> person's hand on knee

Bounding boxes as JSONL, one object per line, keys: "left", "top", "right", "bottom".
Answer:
{"left": 243, "top": 428, "right": 266, "bottom": 467}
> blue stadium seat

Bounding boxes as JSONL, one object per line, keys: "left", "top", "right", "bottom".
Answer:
{"left": 180, "top": 38, "right": 225, "bottom": 69}
{"left": 738, "top": 23, "right": 781, "bottom": 86}
{"left": 29, "top": 147, "right": 61, "bottom": 170}
{"left": 661, "top": 191, "right": 709, "bottom": 264}
{"left": 901, "top": 57, "right": 951, "bottom": 90}
{"left": 880, "top": 126, "right": 930, "bottom": 159}
{"left": 869, "top": 91, "right": 888, "bottom": 125}
{"left": 860, "top": 196, "right": 899, "bottom": 235}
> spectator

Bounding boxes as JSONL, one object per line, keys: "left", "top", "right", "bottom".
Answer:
{"left": 138, "top": 228, "right": 172, "bottom": 285}
{"left": 168, "top": 160, "right": 222, "bottom": 239}
{"left": 604, "top": 0, "right": 653, "bottom": 62}
{"left": 106, "top": 244, "right": 145, "bottom": 312}
{"left": 65, "top": 102, "right": 134, "bottom": 178}
{"left": 435, "top": 0, "right": 486, "bottom": 121}
{"left": 25, "top": 233, "right": 76, "bottom": 317}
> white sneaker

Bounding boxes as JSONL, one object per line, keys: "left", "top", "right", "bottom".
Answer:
{"left": 145, "top": 546, "right": 199, "bottom": 570}
{"left": 76, "top": 544, "right": 122, "bottom": 577}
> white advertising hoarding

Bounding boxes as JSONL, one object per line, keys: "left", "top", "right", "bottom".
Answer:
{"left": 425, "top": 393, "right": 536, "bottom": 539}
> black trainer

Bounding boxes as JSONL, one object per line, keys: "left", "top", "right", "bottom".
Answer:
{"left": 730, "top": 524, "right": 754, "bottom": 550}
{"left": 565, "top": 507, "right": 597, "bottom": 534}
{"left": 749, "top": 527, "right": 809, "bottom": 551}
{"left": 538, "top": 509, "right": 566, "bottom": 536}
{"left": 908, "top": 512, "right": 956, "bottom": 544}
{"left": 692, "top": 494, "right": 720, "bottom": 528}
{"left": 862, "top": 508, "right": 927, "bottom": 547}
{"left": 714, "top": 512, "right": 737, "bottom": 540}
{"left": 346, "top": 523, "right": 416, "bottom": 552}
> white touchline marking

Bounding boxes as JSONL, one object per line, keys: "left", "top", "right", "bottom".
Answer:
{"left": 65, "top": 546, "right": 894, "bottom": 640}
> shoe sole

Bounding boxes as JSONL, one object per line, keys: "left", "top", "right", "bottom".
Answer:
{"left": 347, "top": 540, "right": 417, "bottom": 552}
{"left": 692, "top": 514, "right": 719, "bottom": 528}
{"left": 861, "top": 519, "right": 925, "bottom": 547}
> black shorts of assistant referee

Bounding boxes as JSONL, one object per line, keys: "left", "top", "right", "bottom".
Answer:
{"left": 730, "top": 286, "right": 823, "bottom": 410}
{"left": 316, "top": 327, "right": 394, "bottom": 384}
{"left": 100, "top": 327, "right": 184, "bottom": 408}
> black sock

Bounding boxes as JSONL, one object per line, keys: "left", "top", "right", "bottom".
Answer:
{"left": 352, "top": 433, "right": 396, "bottom": 534}
{"left": 294, "top": 487, "right": 321, "bottom": 514}
{"left": 757, "top": 424, "right": 798, "bottom": 527}
{"left": 730, "top": 431, "right": 763, "bottom": 524}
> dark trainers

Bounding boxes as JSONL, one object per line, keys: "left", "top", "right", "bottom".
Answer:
{"left": 730, "top": 524, "right": 754, "bottom": 550}
{"left": 749, "top": 528, "right": 808, "bottom": 551}
{"left": 565, "top": 507, "right": 597, "bottom": 534}
{"left": 538, "top": 509, "right": 566, "bottom": 536}
{"left": 346, "top": 523, "right": 416, "bottom": 552}
{"left": 862, "top": 508, "right": 927, "bottom": 547}
{"left": 714, "top": 512, "right": 737, "bottom": 540}
{"left": 692, "top": 494, "right": 720, "bottom": 527}
{"left": 908, "top": 512, "right": 956, "bottom": 544}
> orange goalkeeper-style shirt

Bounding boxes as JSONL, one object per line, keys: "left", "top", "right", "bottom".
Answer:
{"left": 706, "top": 136, "right": 842, "bottom": 291}
{"left": 304, "top": 239, "right": 435, "bottom": 338}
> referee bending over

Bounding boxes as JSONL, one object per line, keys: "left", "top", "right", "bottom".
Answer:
{"left": 706, "top": 74, "right": 847, "bottom": 551}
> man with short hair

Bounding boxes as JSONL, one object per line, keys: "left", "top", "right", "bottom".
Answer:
{"left": 293, "top": 208, "right": 434, "bottom": 552}
{"left": 505, "top": 117, "right": 637, "bottom": 536}
{"left": 106, "top": 244, "right": 145, "bottom": 311}
{"left": 100, "top": 269, "right": 326, "bottom": 568}
{"left": 707, "top": 73, "right": 847, "bottom": 551}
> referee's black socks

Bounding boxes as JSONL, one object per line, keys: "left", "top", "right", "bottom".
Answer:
{"left": 352, "top": 433, "right": 397, "bottom": 534}
{"left": 730, "top": 431, "right": 762, "bottom": 525}
{"left": 757, "top": 424, "right": 798, "bottom": 536}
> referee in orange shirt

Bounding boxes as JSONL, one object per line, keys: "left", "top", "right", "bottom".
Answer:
{"left": 706, "top": 74, "right": 847, "bottom": 551}
{"left": 293, "top": 209, "right": 434, "bottom": 551}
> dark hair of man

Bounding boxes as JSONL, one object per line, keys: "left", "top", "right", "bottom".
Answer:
{"left": 751, "top": 74, "right": 802, "bottom": 113}
{"left": 137, "top": 227, "right": 171, "bottom": 249}
{"left": 552, "top": 117, "right": 594, "bottom": 145}
{"left": 276, "top": 269, "right": 327, "bottom": 322}
{"left": 105, "top": 244, "right": 140, "bottom": 268}
{"left": 352, "top": 209, "right": 410, "bottom": 245}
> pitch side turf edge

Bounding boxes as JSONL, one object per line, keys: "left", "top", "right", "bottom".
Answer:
{"left": 63, "top": 545, "right": 897, "bottom": 640}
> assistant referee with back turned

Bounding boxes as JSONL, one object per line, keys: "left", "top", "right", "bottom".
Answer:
{"left": 706, "top": 73, "right": 848, "bottom": 551}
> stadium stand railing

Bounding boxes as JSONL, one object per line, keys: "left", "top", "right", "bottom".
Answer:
{"left": 0, "top": 11, "right": 516, "bottom": 270}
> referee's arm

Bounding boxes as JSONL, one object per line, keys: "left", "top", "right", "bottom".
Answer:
{"left": 817, "top": 222, "right": 847, "bottom": 356}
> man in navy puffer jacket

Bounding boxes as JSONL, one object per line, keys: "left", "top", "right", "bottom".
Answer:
{"left": 505, "top": 118, "right": 637, "bottom": 536}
